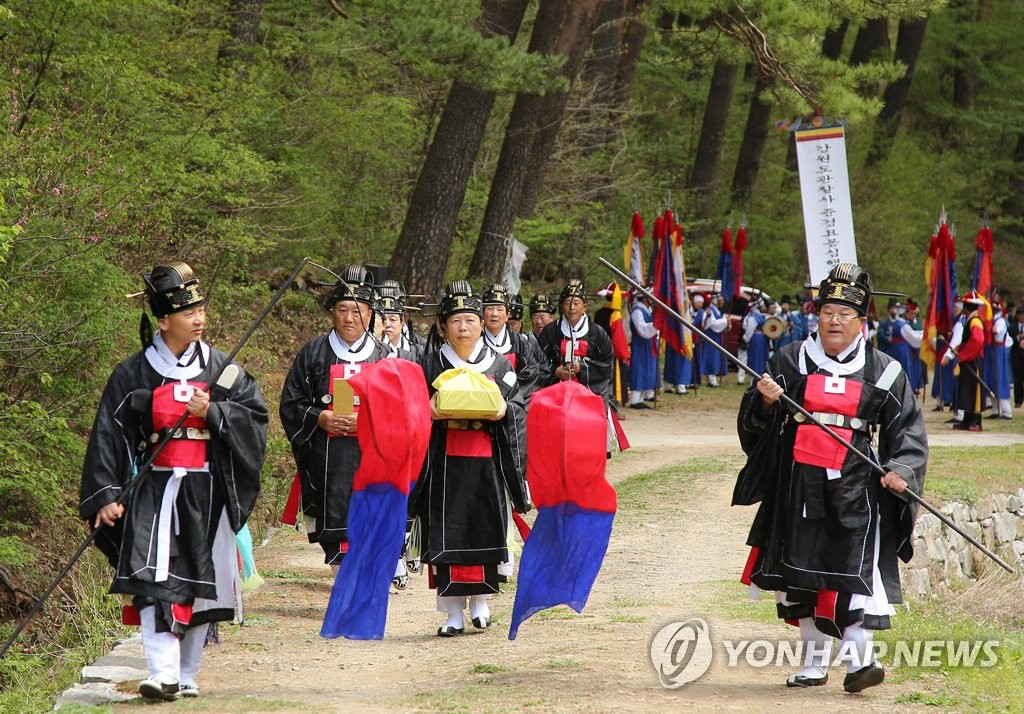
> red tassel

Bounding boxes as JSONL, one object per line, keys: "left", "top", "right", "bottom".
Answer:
{"left": 721, "top": 228, "right": 733, "bottom": 253}
{"left": 735, "top": 226, "right": 748, "bottom": 251}
{"left": 928, "top": 233, "right": 938, "bottom": 259}
{"left": 652, "top": 215, "right": 663, "bottom": 244}
{"left": 663, "top": 209, "right": 675, "bottom": 237}
{"left": 631, "top": 212, "right": 645, "bottom": 239}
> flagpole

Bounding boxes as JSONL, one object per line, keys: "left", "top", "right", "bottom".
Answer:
{"left": 598, "top": 256, "right": 1015, "bottom": 575}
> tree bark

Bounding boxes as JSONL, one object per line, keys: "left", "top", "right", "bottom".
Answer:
{"left": 516, "top": 0, "right": 601, "bottom": 220}
{"left": 688, "top": 60, "right": 739, "bottom": 220}
{"left": 731, "top": 74, "right": 773, "bottom": 208}
{"left": 217, "top": 0, "right": 264, "bottom": 65}
{"left": 387, "top": 0, "right": 530, "bottom": 299}
{"left": 848, "top": 17, "right": 890, "bottom": 66}
{"left": 865, "top": 17, "right": 929, "bottom": 166}
{"left": 821, "top": 19, "right": 849, "bottom": 60}
{"left": 470, "top": 0, "right": 599, "bottom": 280}
{"left": 578, "top": 0, "right": 628, "bottom": 151}
{"left": 613, "top": 0, "right": 649, "bottom": 109}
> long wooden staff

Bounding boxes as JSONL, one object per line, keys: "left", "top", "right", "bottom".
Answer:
{"left": 0, "top": 257, "right": 311, "bottom": 659}
{"left": 599, "top": 257, "right": 1014, "bottom": 574}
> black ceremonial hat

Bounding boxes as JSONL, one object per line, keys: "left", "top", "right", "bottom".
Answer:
{"left": 143, "top": 261, "right": 204, "bottom": 318}
{"left": 815, "top": 263, "right": 872, "bottom": 316}
{"left": 559, "top": 278, "right": 587, "bottom": 304}
{"left": 529, "top": 293, "right": 555, "bottom": 315}
{"left": 438, "top": 280, "right": 483, "bottom": 321}
{"left": 328, "top": 265, "right": 375, "bottom": 307}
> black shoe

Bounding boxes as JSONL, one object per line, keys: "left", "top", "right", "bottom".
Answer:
{"left": 471, "top": 616, "right": 492, "bottom": 629}
{"left": 629, "top": 403, "right": 652, "bottom": 410}
{"left": 1000, "top": 415, "right": 1013, "bottom": 420}
{"left": 436, "top": 625, "right": 464, "bottom": 637}
{"left": 931, "top": 405, "right": 943, "bottom": 412}
{"left": 139, "top": 679, "right": 180, "bottom": 701}
{"left": 985, "top": 413, "right": 1001, "bottom": 419}
{"left": 786, "top": 672, "right": 829, "bottom": 688}
{"left": 843, "top": 662, "right": 884, "bottom": 693}
{"left": 945, "top": 417, "right": 959, "bottom": 424}
{"left": 644, "top": 396, "right": 656, "bottom": 402}
{"left": 952, "top": 422, "right": 969, "bottom": 430}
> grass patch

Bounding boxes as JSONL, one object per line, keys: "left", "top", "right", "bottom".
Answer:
{"left": 895, "top": 690, "right": 961, "bottom": 707}
{"left": 531, "top": 606, "right": 579, "bottom": 621}
{"left": 878, "top": 581, "right": 1024, "bottom": 713}
{"left": 608, "top": 613, "right": 647, "bottom": 623}
{"left": 545, "top": 659, "right": 582, "bottom": 669}
{"left": 471, "top": 662, "right": 511, "bottom": 674}
{"left": 924, "top": 445, "right": 1024, "bottom": 505}
{"left": 615, "top": 457, "right": 742, "bottom": 514}
{"left": 696, "top": 579, "right": 779, "bottom": 625}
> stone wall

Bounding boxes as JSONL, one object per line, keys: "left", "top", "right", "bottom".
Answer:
{"left": 901, "top": 489, "right": 1024, "bottom": 598}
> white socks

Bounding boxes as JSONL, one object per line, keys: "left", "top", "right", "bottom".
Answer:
{"left": 140, "top": 606, "right": 180, "bottom": 685}
{"left": 437, "top": 595, "right": 466, "bottom": 629}
{"left": 795, "top": 617, "right": 834, "bottom": 679}
{"left": 469, "top": 595, "right": 491, "bottom": 621}
{"left": 179, "top": 623, "right": 209, "bottom": 687}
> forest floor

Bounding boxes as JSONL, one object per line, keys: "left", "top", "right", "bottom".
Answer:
{"left": 91, "top": 383, "right": 1023, "bottom": 713}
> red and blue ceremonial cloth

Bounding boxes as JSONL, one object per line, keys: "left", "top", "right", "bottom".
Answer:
{"left": 508, "top": 381, "right": 616, "bottom": 640}
{"left": 321, "top": 358, "right": 431, "bottom": 640}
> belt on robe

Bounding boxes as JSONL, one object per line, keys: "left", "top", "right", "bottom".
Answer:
{"left": 792, "top": 411, "right": 870, "bottom": 432}
{"left": 150, "top": 427, "right": 211, "bottom": 443}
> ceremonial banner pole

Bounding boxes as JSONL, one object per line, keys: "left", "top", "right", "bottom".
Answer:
{"left": 795, "top": 125, "right": 859, "bottom": 284}
{"left": 598, "top": 256, "right": 1015, "bottom": 574}
{"left": 0, "top": 257, "right": 312, "bottom": 659}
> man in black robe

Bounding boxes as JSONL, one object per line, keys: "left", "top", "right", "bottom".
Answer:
{"left": 482, "top": 284, "right": 538, "bottom": 402}
{"left": 280, "top": 265, "right": 389, "bottom": 571}
{"left": 80, "top": 262, "right": 268, "bottom": 701}
{"left": 735, "top": 263, "right": 927, "bottom": 693}
{"left": 409, "top": 281, "right": 530, "bottom": 636}
{"left": 536, "top": 278, "right": 614, "bottom": 404}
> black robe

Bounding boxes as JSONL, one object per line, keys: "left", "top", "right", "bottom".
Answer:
{"left": 536, "top": 316, "right": 614, "bottom": 404}
{"left": 79, "top": 342, "right": 267, "bottom": 615}
{"left": 409, "top": 341, "right": 528, "bottom": 586}
{"left": 734, "top": 336, "right": 927, "bottom": 620}
{"left": 484, "top": 325, "right": 539, "bottom": 402}
{"left": 279, "top": 332, "right": 389, "bottom": 556}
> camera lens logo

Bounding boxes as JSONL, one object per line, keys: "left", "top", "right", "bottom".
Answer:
{"left": 650, "top": 618, "right": 713, "bottom": 689}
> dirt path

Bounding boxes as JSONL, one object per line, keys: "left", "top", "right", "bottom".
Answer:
{"left": 102, "top": 386, "right": 1022, "bottom": 713}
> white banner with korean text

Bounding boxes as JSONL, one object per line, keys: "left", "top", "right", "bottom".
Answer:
{"left": 795, "top": 126, "right": 858, "bottom": 284}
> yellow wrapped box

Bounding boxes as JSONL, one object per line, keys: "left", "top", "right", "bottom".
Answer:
{"left": 432, "top": 367, "right": 503, "bottom": 418}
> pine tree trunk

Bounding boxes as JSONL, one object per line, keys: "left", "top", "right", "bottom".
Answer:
{"left": 516, "top": 0, "right": 601, "bottom": 219}
{"left": 218, "top": 0, "right": 263, "bottom": 65}
{"left": 866, "top": 17, "right": 929, "bottom": 166}
{"left": 848, "top": 17, "right": 890, "bottom": 66}
{"left": 689, "top": 60, "right": 739, "bottom": 220}
{"left": 613, "top": 0, "right": 649, "bottom": 109}
{"left": 731, "top": 74, "right": 773, "bottom": 208}
{"left": 387, "top": 0, "right": 529, "bottom": 298}
{"left": 821, "top": 19, "right": 849, "bottom": 60}
{"left": 470, "top": 0, "right": 598, "bottom": 280}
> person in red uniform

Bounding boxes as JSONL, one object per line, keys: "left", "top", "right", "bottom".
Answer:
{"left": 944, "top": 291, "right": 987, "bottom": 431}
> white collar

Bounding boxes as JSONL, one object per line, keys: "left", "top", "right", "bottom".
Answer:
{"left": 145, "top": 332, "right": 210, "bottom": 380}
{"left": 798, "top": 332, "right": 865, "bottom": 376}
{"left": 329, "top": 329, "right": 375, "bottom": 362}
{"left": 440, "top": 338, "right": 495, "bottom": 372}
{"left": 559, "top": 314, "right": 589, "bottom": 341}
{"left": 484, "top": 325, "right": 512, "bottom": 354}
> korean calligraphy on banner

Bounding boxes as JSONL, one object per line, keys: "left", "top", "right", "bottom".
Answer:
{"left": 795, "top": 126, "right": 859, "bottom": 284}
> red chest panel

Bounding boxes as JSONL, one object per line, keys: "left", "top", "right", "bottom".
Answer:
{"left": 559, "top": 339, "right": 589, "bottom": 360}
{"left": 506, "top": 352, "right": 517, "bottom": 370}
{"left": 792, "top": 374, "right": 863, "bottom": 470}
{"left": 151, "top": 381, "right": 208, "bottom": 468}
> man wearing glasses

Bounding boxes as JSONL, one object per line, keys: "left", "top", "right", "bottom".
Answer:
{"left": 733, "top": 263, "right": 927, "bottom": 694}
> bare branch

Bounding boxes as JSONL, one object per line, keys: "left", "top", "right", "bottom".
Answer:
{"left": 326, "top": 0, "right": 349, "bottom": 19}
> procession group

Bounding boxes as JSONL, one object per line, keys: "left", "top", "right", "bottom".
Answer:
{"left": 77, "top": 262, "right": 620, "bottom": 702}
{"left": 76, "top": 257, "right": 934, "bottom": 701}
